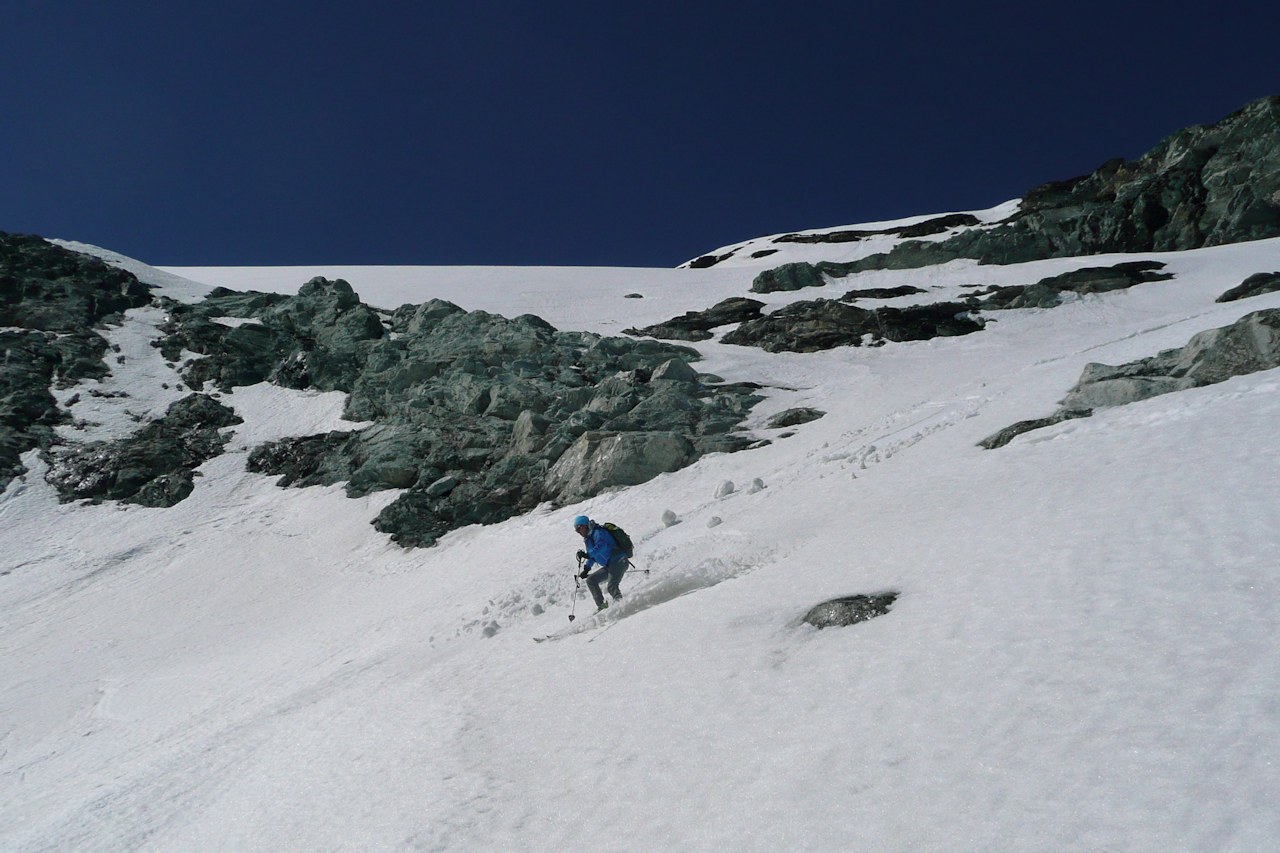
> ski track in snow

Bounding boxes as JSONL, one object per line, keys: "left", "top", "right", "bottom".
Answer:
{"left": 3, "top": 236, "right": 1280, "bottom": 849}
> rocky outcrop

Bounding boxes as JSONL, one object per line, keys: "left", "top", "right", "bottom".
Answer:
{"left": 840, "top": 285, "right": 928, "bottom": 302}
{"left": 45, "top": 394, "right": 241, "bottom": 506}
{"left": 0, "top": 233, "right": 153, "bottom": 491}
{"left": 192, "top": 278, "right": 764, "bottom": 547}
{"left": 624, "top": 297, "right": 765, "bottom": 341}
{"left": 761, "top": 96, "right": 1280, "bottom": 280}
{"left": 155, "top": 279, "right": 383, "bottom": 392}
{"left": 1, "top": 232, "right": 152, "bottom": 332}
{"left": 977, "top": 409, "right": 1092, "bottom": 450}
{"left": 1217, "top": 271, "right": 1280, "bottom": 303}
{"left": 766, "top": 407, "right": 825, "bottom": 428}
{"left": 802, "top": 593, "right": 898, "bottom": 628}
{"left": 686, "top": 248, "right": 738, "bottom": 269}
{"left": 750, "top": 262, "right": 828, "bottom": 294}
{"left": 721, "top": 299, "right": 983, "bottom": 352}
{"left": 1063, "top": 308, "right": 1280, "bottom": 410}
{"left": 975, "top": 261, "right": 1173, "bottom": 310}
{"left": 982, "top": 307, "right": 1280, "bottom": 447}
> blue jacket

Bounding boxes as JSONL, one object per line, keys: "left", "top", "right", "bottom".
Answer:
{"left": 581, "top": 522, "right": 624, "bottom": 571}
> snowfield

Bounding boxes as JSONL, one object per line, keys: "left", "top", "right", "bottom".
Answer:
{"left": 3, "top": 228, "right": 1280, "bottom": 850}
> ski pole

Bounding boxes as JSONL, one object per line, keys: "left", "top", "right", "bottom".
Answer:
{"left": 569, "top": 557, "right": 583, "bottom": 622}
{"left": 626, "top": 559, "right": 650, "bottom": 576}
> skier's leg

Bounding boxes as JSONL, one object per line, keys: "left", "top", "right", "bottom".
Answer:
{"left": 606, "top": 554, "right": 628, "bottom": 600}
{"left": 586, "top": 566, "right": 609, "bottom": 608}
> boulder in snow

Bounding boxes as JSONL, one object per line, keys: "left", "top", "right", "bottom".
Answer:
{"left": 802, "top": 593, "right": 898, "bottom": 629}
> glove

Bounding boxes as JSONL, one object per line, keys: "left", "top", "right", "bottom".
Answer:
{"left": 579, "top": 568, "right": 590, "bottom": 579}
{"left": 576, "top": 550, "right": 587, "bottom": 560}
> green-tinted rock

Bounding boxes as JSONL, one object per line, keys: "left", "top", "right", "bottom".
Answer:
{"left": 750, "top": 262, "right": 828, "bottom": 294}
{"left": 766, "top": 96, "right": 1280, "bottom": 281}
{"left": 0, "top": 233, "right": 153, "bottom": 492}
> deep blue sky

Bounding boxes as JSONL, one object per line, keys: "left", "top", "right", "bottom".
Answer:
{"left": 3, "top": 1, "right": 1277, "bottom": 267}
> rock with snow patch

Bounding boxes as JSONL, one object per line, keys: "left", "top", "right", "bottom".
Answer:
{"left": 45, "top": 394, "right": 241, "bottom": 507}
{"left": 0, "top": 233, "right": 154, "bottom": 492}
{"left": 982, "top": 307, "right": 1280, "bottom": 446}
{"left": 163, "top": 278, "right": 764, "bottom": 546}
{"left": 722, "top": 299, "right": 983, "bottom": 352}
{"left": 975, "top": 261, "right": 1173, "bottom": 310}
{"left": 771, "top": 96, "right": 1280, "bottom": 280}
{"left": 624, "top": 297, "right": 766, "bottom": 342}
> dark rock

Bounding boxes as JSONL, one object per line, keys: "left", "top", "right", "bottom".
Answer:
{"left": 978, "top": 261, "right": 1173, "bottom": 310}
{"left": 0, "top": 233, "right": 153, "bottom": 492}
{"left": 840, "top": 285, "right": 928, "bottom": 302}
{"left": 750, "top": 249, "right": 779, "bottom": 259}
{"left": 44, "top": 394, "right": 241, "bottom": 506}
{"left": 625, "top": 297, "right": 765, "bottom": 341}
{"left": 624, "top": 292, "right": 644, "bottom": 299}
{"left": 773, "top": 213, "right": 981, "bottom": 244}
{"left": 802, "top": 593, "right": 898, "bottom": 628}
{"left": 1217, "top": 271, "right": 1280, "bottom": 303}
{"left": 0, "top": 232, "right": 152, "bottom": 332}
{"left": 750, "top": 262, "right": 828, "bottom": 294}
{"left": 977, "top": 409, "right": 1093, "bottom": 449}
{"left": 766, "top": 407, "right": 825, "bottom": 428}
{"left": 722, "top": 299, "right": 983, "bottom": 352}
{"left": 153, "top": 278, "right": 383, "bottom": 393}
{"left": 763, "top": 96, "right": 1280, "bottom": 279}
{"left": 687, "top": 248, "right": 737, "bottom": 269}
{"left": 894, "top": 213, "right": 984, "bottom": 238}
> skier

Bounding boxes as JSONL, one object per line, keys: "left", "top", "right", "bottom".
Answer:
{"left": 573, "top": 515, "right": 628, "bottom": 612}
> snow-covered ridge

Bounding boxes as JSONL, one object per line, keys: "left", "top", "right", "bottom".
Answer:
{"left": 4, "top": 226, "right": 1280, "bottom": 850}
{"left": 678, "top": 198, "right": 1021, "bottom": 271}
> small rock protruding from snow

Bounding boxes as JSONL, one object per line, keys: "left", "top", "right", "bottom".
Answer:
{"left": 766, "top": 407, "right": 825, "bottom": 429}
{"left": 707, "top": 516, "right": 722, "bottom": 528}
{"left": 803, "top": 593, "right": 898, "bottom": 629}
{"left": 715, "top": 480, "right": 735, "bottom": 498}
{"left": 661, "top": 509, "right": 680, "bottom": 527}
{"left": 747, "top": 477, "right": 766, "bottom": 494}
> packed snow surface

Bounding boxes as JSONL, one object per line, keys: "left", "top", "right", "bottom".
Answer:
{"left": 3, "top": 228, "right": 1280, "bottom": 850}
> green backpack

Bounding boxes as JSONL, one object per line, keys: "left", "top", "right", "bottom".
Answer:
{"left": 601, "top": 522, "right": 634, "bottom": 557}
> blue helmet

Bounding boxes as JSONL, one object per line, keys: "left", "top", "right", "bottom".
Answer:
{"left": 572, "top": 515, "right": 590, "bottom": 528}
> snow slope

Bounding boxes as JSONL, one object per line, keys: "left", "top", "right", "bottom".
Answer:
{"left": 4, "top": 229, "right": 1280, "bottom": 851}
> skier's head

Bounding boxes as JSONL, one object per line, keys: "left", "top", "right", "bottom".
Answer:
{"left": 573, "top": 515, "right": 590, "bottom": 535}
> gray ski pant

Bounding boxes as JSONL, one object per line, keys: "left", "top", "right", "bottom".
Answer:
{"left": 586, "top": 553, "right": 629, "bottom": 607}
